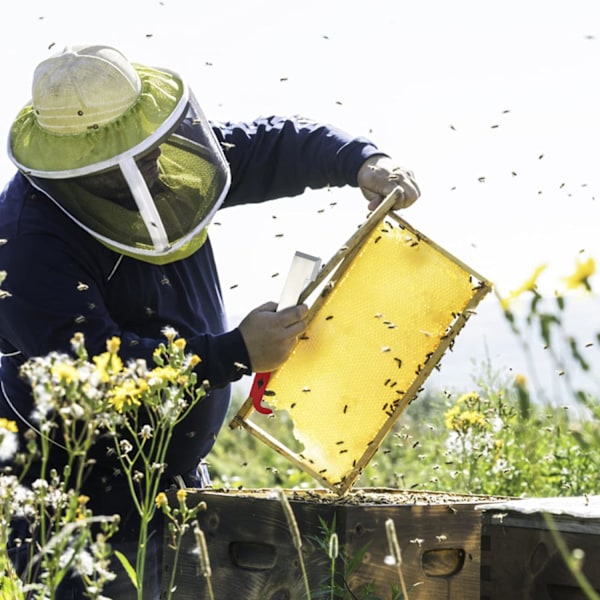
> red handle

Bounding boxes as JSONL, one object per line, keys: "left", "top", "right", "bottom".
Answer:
{"left": 249, "top": 371, "right": 273, "bottom": 415}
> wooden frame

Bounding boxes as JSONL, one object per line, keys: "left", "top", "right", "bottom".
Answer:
{"left": 231, "top": 189, "right": 492, "bottom": 494}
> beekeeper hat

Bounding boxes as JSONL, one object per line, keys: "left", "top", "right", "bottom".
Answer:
{"left": 7, "top": 45, "right": 232, "bottom": 264}
{"left": 9, "top": 44, "right": 185, "bottom": 175}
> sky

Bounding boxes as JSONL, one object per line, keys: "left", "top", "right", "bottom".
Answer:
{"left": 0, "top": 0, "right": 598, "bottom": 404}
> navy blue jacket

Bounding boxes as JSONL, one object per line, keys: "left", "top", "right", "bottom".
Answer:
{"left": 0, "top": 115, "right": 380, "bottom": 508}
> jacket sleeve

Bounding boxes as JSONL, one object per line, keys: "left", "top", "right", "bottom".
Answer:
{"left": 211, "top": 116, "right": 384, "bottom": 207}
{"left": 0, "top": 228, "right": 250, "bottom": 391}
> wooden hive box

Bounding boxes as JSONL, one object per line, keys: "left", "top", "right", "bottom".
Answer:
{"left": 478, "top": 496, "right": 600, "bottom": 600}
{"left": 162, "top": 488, "right": 505, "bottom": 599}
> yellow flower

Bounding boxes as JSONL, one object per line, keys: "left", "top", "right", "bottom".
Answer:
{"left": 174, "top": 338, "right": 187, "bottom": 351}
{"left": 108, "top": 380, "right": 143, "bottom": 413}
{"left": 176, "top": 488, "right": 188, "bottom": 504}
{"left": 500, "top": 264, "right": 547, "bottom": 309}
{"left": 189, "top": 355, "right": 201, "bottom": 367}
{"left": 51, "top": 362, "right": 80, "bottom": 384}
{"left": 155, "top": 492, "right": 168, "bottom": 509}
{"left": 514, "top": 374, "right": 527, "bottom": 388}
{"left": 0, "top": 419, "right": 18, "bottom": 433}
{"left": 106, "top": 336, "right": 121, "bottom": 354}
{"left": 149, "top": 366, "right": 179, "bottom": 383}
{"left": 455, "top": 392, "right": 480, "bottom": 406}
{"left": 444, "top": 392, "right": 489, "bottom": 433}
{"left": 93, "top": 351, "right": 123, "bottom": 381}
{"left": 563, "top": 256, "right": 595, "bottom": 291}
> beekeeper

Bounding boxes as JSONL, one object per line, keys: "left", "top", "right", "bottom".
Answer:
{"left": 0, "top": 44, "right": 420, "bottom": 596}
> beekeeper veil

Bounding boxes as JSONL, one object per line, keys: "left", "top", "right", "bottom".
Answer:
{"left": 8, "top": 45, "right": 231, "bottom": 264}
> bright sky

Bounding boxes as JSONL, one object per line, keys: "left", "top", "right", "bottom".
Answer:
{"left": 1, "top": 0, "right": 599, "bottom": 400}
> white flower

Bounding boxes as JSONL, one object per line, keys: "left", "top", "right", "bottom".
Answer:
{"left": 0, "top": 429, "right": 18, "bottom": 461}
{"left": 31, "top": 478, "right": 49, "bottom": 492}
{"left": 161, "top": 326, "right": 179, "bottom": 341}
{"left": 74, "top": 549, "right": 94, "bottom": 576}
{"left": 139, "top": 424, "right": 153, "bottom": 440}
{"left": 119, "top": 439, "right": 133, "bottom": 455}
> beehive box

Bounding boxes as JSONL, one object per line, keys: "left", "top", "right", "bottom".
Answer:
{"left": 162, "top": 488, "right": 506, "bottom": 599}
{"left": 478, "top": 496, "right": 600, "bottom": 599}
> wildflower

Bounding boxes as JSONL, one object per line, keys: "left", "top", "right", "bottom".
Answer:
{"left": 514, "top": 374, "right": 527, "bottom": 388}
{"left": 106, "top": 336, "right": 121, "bottom": 354}
{"left": 0, "top": 418, "right": 18, "bottom": 433}
{"left": 148, "top": 366, "right": 179, "bottom": 384}
{"left": 0, "top": 418, "right": 19, "bottom": 460}
{"left": 119, "top": 439, "right": 133, "bottom": 455}
{"left": 108, "top": 380, "right": 143, "bottom": 413}
{"left": 176, "top": 488, "right": 188, "bottom": 504}
{"left": 444, "top": 393, "right": 490, "bottom": 433}
{"left": 500, "top": 264, "right": 547, "bottom": 309}
{"left": 174, "top": 338, "right": 186, "bottom": 351}
{"left": 445, "top": 407, "right": 489, "bottom": 433}
{"left": 70, "top": 332, "right": 86, "bottom": 354}
{"left": 51, "top": 362, "right": 80, "bottom": 384}
{"left": 93, "top": 350, "right": 123, "bottom": 382}
{"left": 139, "top": 424, "right": 153, "bottom": 440}
{"left": 161, "top": 326, "right": 179, "bottom": 342}
{"left": 155, "top": 492, "right": 168, "bottom": 509}
{"left": 60, "top": 547, "right": 94, "bottom": 577}
{"left": 563, "top": 256, "right": 595, "bottom": 291}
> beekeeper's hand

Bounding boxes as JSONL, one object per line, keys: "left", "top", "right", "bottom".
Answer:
{"left": 238, "top": 302, "right": 309, "bottom": 372}
{"left": 357, "top": 155, "right": 421, "bottom": 211}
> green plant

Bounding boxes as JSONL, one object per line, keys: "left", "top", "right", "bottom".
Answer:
{"left": 1, "top": 329, "right": 210, "bottom": 599}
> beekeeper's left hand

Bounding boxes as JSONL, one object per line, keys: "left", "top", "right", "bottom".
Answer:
{"left": 357, "top": 155, "right": 421, "bottom": 211}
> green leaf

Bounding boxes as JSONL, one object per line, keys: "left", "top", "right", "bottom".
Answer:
{"left": 114, "top": 550, "right": 138, "bottom": 590}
